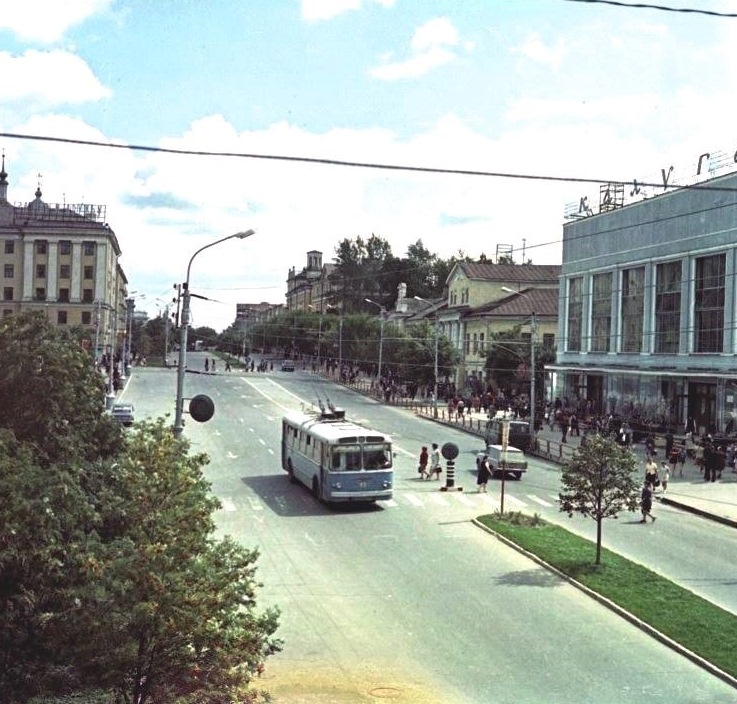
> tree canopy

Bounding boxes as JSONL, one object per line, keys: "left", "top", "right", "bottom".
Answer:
{"left": 558, "top": 434, "right": 640, "bottom": 564}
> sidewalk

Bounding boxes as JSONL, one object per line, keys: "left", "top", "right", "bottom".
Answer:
{"left": 416, "top": 406, "right": 737, "bottom": 529}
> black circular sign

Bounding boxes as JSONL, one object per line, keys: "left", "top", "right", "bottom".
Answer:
{"left": 189, "top": 394, "right": 215, "bottom": 423}
{"left": 441, "top": 442, "right": 459, "bottom": 460}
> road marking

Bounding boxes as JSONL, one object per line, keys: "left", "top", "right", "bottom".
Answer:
{"left": 404, "top": 493, "right": 424, "bottom": 507}
{"left": 221, "top": 498, "right": 237, "bottom": 512}
{"left": 384, "top": 498, "right": 399, "bottom": 508}
{"left": 248, "top": 497, "right": 263, "bottom": 511}
{"left": 428, "top": 493, "right": 451, "bottom": 506}
{"left": 527, "top": 494, "right": 554, "bottom": 507}
{"left": 227, "top": 451, "right": 238, "bottom": 459}
{"left": 455, "top": 493, "right": 477, "bottom": 507}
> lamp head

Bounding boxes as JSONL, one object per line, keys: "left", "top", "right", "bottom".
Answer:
{"left": 500, "top": 286, "right": 515, "bottom": 294}
{"left": 235, "top": 228, "right": 256, "bottom": 239}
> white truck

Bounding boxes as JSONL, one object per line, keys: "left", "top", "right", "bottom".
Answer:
{"left": 477, "top": 443, "right": 528, "bottom": 481}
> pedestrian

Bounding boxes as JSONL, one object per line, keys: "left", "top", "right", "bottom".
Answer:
{"left": 660, "top": 462, "right": 670, "bottom": 493}
{"left": 569, "top": 412, "right": 579, "bottom": 437}
{"left": 640, "top": 482, "right": 656, "bottom": 523}
{"left": 225, "top": 359, "right": 232, "bottom": 372}
{"left": 561, "top": 414, "right": 569, "bottom": 444}
{"left": 205, "top": 357, "right": 209, "bottom": 372}
{"left": 211, "top": 359, "right": 216, "bottom": 373}
{"left": 668, "top": 444, "right": 679, "bottom": 476}
{"left": 665, "top": 430, "right": 675, "bottom": 459}
{"left": 429, "top": 442, "right": 442, "bottom": 480}
{"left": 645, "top": 456, "right": 659, "bottom": 490}
{"left": 677, "top": 442, "right": 687, "bottom": 477}
{"left": 418, "top": 446, "right": 429, "bottom": 480}
{"left": 476, "top": 454, "right": 491, "bottom": 492}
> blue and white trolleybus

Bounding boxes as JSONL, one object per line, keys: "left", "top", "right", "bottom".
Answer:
{"left": 281, "top": 405, "right": 393, "bottom": 503}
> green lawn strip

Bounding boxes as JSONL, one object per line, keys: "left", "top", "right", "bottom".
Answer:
{"left": 477, "top": 512, "right": 737, "bottom": 678}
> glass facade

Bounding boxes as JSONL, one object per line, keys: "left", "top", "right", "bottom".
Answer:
{"left": 694, "top": 253, "right": 725, "bottom": 353}
{"left": 654, "top": 261, "right": 681, "bottom": 354}
{"left": 591, "top": 272, "right": 612, "bottom": 352}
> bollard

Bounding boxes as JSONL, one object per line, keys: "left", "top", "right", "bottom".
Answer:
{"left": 440, "top": 441, "right": 463, "bottom": 492}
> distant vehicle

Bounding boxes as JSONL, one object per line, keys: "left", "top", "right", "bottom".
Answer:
{"left": 477, "top": 444, "right": 527, "bottom": 480}
{"left": 281, "top": 359, "right": 296, "bottom": 371}
{"left": 111, "top": 403, "right": 135, "bottom": 426}
{"left": 485, "top": 417, "right": 532, "bottom": 453}
{"left": 281, "top": 405, "right": 393, "bottom": 503}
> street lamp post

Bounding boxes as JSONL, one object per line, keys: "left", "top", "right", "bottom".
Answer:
{"left": 501, "top": 287, "right": 537, "bottom": 445}
{"left": 365, "top": 298, "right": 385, "bottom": 389}
{"left": 414, "top": 296, "right": 439, "bottom": 417}
{"left": 173, "top": 229, "right": 256, "bottom": 438}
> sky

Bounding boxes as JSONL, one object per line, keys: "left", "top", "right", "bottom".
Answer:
{"left": 2, "top": 0, "right": 737, "bottom": 331}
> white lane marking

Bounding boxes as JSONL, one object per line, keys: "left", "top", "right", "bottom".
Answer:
{"left": 455, "top": 493, "right": 476, "bottom": 507}
{"left": 527, "top": 494, "right": 554, "bottom": 507}
{"left": 502, "top": 494, "right": 526, "bottom": 508}
{"left": 221, "top": 498, "right": 237, "bottom": 512}
{"left": 428, "top": 493, "right": 451, "bottom": 506}
{"left": 248, "top": 497, "right": 263, "bottom": 511}
{"left": 404, "top": 493, "right": 424, "bottom": 507}
{"left": 384, "top": 498, "right": 399, "bottom": 508}
{"left": 227, "top": 451, "right": 238, "bottom": 459}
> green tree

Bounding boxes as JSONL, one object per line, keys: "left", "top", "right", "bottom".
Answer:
{"left": 0, "top": 311, "right": 123, "bottom": 465}
{"left": 558, "top": 434, "right": 640, "bottom": 565}
{"left": 65, "top": 419, "right": 282, "bottom": 704}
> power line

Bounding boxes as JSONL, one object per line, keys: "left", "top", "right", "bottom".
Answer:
{"left": 562, "top": 0, "right": 737, "bottom": 18}
{"left": 2, "top": 130, "right": 737, "bottom": 194}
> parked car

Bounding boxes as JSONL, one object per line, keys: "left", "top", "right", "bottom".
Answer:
{"left": 484, "top": 417, "right": 532, "bottom": 453}
{"left": 111, "top": 403, "right": 135, "bottom": 426}
{"left": 477, "top": 444, "right": 528, "bottom": 480}
{"left": 280, "top": 359, "right": 295, "bottom": 372}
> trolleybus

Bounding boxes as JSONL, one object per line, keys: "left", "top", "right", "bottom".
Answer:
{"left": 281, "top": 405, "right": 393, "bottom": 503}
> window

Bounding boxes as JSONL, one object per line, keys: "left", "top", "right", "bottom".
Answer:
{"left": 59, "top": 240, "right": 71, "bottom": 255}
{"left": 3, "top": 287, "right": 13, "bottom": 301}
{"left": 59, "top": 264, "right": 70, "bottom": 279}
{"left": 57, "top": 311, "right": 67, "bottom": 325}
{"left": 83, "top": 265, "right": 94, "bottom": 279}
{"left": 695, "top": 254, "right": 725, "bottom": 353}
{"left": 4, "top": 264, "right": 13, "bottom": 278}
{"left": 35, "top": 288, "right": 45, "bottom": 301}
{"left": 58, "top": 288, "right": 70, "bottom": 303}
{"left": 479, "top": 332, "right": 485, "bottom": 355}
{"left": 81, "top": 311, "right": 92, "bottom": 325}
{"left": 566, "top": 277, "right": 583, "bottom": 352}
{"left": 82, "top": 288, "right": 94, "bottom": 303}
{"left": 4, "top": 240, "right": 14, "bottom": 254}
{"left": 654, "top": 261, "right": 681, "bottom": 354}
{"left": 36, "top": 240, "right": 47, "bottom": 254}
{"left": 83, "top": 241, "right": 95, "bottom": 256}
{"left": 591, "top": 273, "right": 612, "bottom": 352}
{"left": 621, "top": 267, "right": 645, "bottom": 353}
{"left": 36, "top": 264, "right": 46, "bottom": 279}
{"left": 543, "top": 333, "right": 555, "bottom": 348}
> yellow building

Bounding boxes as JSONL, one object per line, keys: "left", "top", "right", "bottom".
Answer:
{"left": 439, "top": 262, "right": 561, "bottom": 391}
{"left": 0, "top": 158, "right": 128, "bottom": 357}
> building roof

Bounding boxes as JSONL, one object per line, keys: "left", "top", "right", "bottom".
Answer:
{"left": 452, "top": 262, "right": 561, "bottom": 284}
{"left": 468, "top": 287, "right": 559, "bottom": 318}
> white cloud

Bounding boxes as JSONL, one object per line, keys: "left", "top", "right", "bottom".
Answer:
{"left": 0, "top": 0, "right": 112, "bottom": 43}
{"left": 370, "top": 16, "right": 469, "bottom": 81}
{"left": 0, "top": 50, "right": 111, "bottom": 106}
{"left": 513, "top": 33, "right": 566, "bottom": 71}
{"left": 300, "top": 0, "right": 394, "bottom": 22}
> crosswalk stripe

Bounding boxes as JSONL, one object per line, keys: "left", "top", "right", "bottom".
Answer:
{"left": 428, "top": 493, "right": 451, "bottom": 506}
{"left": 527, "top": 494, "right": 554, "bottom": 507}
{"left": 404, "top": 493, "right": 425, "bottom": 507}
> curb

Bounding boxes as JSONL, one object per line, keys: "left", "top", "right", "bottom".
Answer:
{"left": 472, "top": 518, "right": 737, "bottom": 690}
{"left": 657, "top": 496, "right": 737, "bottom": 529}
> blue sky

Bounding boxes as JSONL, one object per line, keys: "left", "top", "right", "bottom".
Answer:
{"left": 1, "top": 0, "right": 736, "bottom": 329}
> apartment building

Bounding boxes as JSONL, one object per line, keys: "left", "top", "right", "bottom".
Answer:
{"left": 0, "top": 158, "right": 127, "bottom": 356}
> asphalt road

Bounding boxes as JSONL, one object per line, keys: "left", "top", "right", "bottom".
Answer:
{"left": 122, "top": 361, "right": 737, "bottom": 704}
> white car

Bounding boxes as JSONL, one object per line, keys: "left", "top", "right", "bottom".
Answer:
{"left": 477, "top": 444, "right": 527, "bottom": 480}
{"left": 111, "top": 403, "right": 135, "bottom": 426}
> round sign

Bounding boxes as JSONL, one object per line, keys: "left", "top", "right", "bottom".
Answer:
{"left": 189, "top": 394, "right": 215, "bottom": 423}
{"left": 441, "top": 442, "right": 459, "bottom": 460}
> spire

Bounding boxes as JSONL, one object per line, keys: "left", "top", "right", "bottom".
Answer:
{"left": 0, "top": 152, "right": 8, "bottom": 203}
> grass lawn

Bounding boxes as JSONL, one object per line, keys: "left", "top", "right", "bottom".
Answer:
{"left": 477, "top": 511, "right": 737, "bottom": 680}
